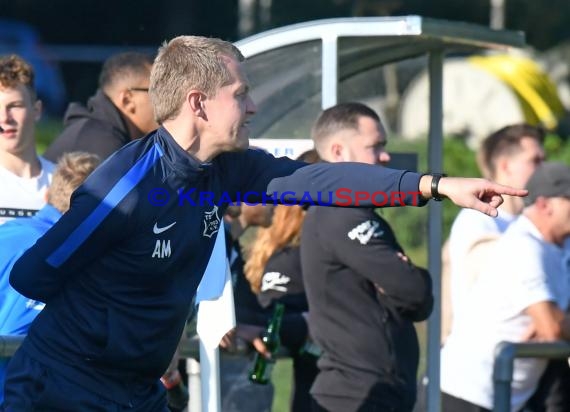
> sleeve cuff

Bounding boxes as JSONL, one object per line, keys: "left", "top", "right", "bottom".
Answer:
{"left": 399, "top": 171, "right": 428, "bottom": 207}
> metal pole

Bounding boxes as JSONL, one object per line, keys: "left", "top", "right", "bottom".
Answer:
{"left": 492, "top": 341, "right": 570, "bottom": 412}
{"left": 321, "top": 35, "right": 338, "bottom": 110}
{"left": 199, "top": 342, "right": 222, "bottom": 412}
{"left": 258, "top": 0, "right": 272, "bottom": 31}
{"left": 492, "top": 342, "right": 515, "bottom": 412}
{"left": 187, "top": 357, "right": 202, "bottom": 412}
{"left": 426, "top": 48, "right": 444, "bottom": 412}
{"left": 237, "top": 0, "right": 257, "bottom": 39}
{"left": 490, "top": 0, "right": 506, "bottom": 30}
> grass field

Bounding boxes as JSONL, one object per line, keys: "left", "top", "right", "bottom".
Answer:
{"left": 272, "top": 359, "right": 293, "bottom": 411}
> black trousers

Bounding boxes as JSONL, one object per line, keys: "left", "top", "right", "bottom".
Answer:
{"left": 524, "top": 359, "right": 570, "bottom": 412}
{"left": 291, "top": 353, "right": 319, "bottom": 412}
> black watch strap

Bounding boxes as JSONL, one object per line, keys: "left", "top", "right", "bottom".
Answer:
{"left": 430, "top": 173, "right": 447, "bottom": 201}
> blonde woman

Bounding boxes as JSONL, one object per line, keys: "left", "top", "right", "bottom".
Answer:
{"left": 245, "top": 149, "right": 320, "bottom": 412}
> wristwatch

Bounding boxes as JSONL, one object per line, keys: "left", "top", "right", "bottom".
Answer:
{"left": 430, "top": 173, "right": 447, "bottom": 201}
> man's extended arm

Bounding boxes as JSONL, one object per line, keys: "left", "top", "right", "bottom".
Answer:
{"left": 224, "top": 150, "right": 527, "bottom": 215}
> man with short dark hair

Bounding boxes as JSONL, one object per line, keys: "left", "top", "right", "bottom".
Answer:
{"left": 44, "top": 52, "right": 158, "bottom": 162}
{"left": 302, "top": 102, "right": 433, "bottom": 412}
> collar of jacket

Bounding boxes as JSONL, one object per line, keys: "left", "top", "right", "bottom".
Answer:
{"left": 155, "top": 126, "right": 213, "bottom": 178}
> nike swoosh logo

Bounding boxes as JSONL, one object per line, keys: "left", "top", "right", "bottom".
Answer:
{"left": 153, "top": 221, "right": 177, "bottom": 234}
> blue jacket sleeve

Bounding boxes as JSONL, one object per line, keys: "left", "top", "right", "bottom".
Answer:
{"left": 218, "top": 150, "right": 426, "bottom": 207}
{"left": 267, "top": 162, "right": 426, "bottom": 207}
{"left": 9, "top": 173, "right": 137, "bottom": 303}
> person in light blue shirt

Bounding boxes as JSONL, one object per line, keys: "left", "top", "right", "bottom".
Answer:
{"left": 0, "top": 151, "right": 100, "bottom": 405}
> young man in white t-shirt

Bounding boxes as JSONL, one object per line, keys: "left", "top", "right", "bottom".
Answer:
{"left": 442, "top": 124, "right": 546, "bottom": 342}
{"left": 441, "top": 162, "right": 570, "bottom": 412}
{"left": 0, "top": 54, "right": 55, "bottom": 225}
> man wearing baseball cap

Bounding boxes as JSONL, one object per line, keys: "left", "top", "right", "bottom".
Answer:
{"left": 523, "top": 162, "right": 570, "bottom": 206}
{"left": 441, "top": 162, "right": 570, "bottom": 412}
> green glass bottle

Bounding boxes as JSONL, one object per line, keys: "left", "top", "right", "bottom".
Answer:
{"left": 248, "top": 303, "right": 285, "bottom": 384}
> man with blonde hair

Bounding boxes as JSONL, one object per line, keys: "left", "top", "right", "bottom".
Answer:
{"left": 0, "top": 54, "right": 55, "bottom": 225}
{"left": 5, "top": 35, "right": 525, "bottom": 410}
{"left": 0, "top": 151, "right": 100, "bottom": 406}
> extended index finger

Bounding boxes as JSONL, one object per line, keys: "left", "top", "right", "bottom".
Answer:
{"left": 488, "top": 182, "right": 528, "bottom": 197}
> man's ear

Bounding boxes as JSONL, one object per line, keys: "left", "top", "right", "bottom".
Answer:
{"left": 495, "top": 156, "right": 509, "bottom": 176}
{"left": 188, "top": 91, "right": 206, "bottom": 118}
{"left": 118, "top": 89, "right": 136, "bottom": 113}
{"left": 330, "top": 141, "right": 345, "bottom": 162}
{"left": 535, "top": 196, "right": 551, "bottom": 214}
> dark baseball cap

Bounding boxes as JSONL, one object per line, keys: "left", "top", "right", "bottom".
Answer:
{"left": 524, "top": 162, "right": 570, "bottom": 207}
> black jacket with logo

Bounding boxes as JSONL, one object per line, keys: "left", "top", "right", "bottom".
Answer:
{"left": 259, "top": 246, "right": 309, "bottom": 351}
{"left": 229, "top": 240, "right": 310, "bottom": 353}
{"left": 301, "top": 206, "right": 433, "bottom": 411}
{"left": 259, "top": 246, "right": 319, "bottom": 412}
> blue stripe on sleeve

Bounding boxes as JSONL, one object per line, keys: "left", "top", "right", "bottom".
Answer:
{"left": 46, "top": 143, "right": 164, "bottom": 268}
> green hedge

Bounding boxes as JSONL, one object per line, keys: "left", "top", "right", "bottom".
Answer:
{"left": 36, "top": 118, "right": 63, "bottom": 155}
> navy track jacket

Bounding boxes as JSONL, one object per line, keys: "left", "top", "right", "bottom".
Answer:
{"left": 9, "top": 127, "right": 425, "bottom": 405}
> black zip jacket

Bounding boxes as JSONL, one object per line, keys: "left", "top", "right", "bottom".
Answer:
{"left": 301, "top": 207, "right": 433, "bottom": 411}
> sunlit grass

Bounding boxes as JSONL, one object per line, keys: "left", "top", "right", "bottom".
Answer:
{"left": 36, "top": 117, "right": 62, "bottom": 155}
{"left": 272, "top": 359, "right": 293, "bottom": 412}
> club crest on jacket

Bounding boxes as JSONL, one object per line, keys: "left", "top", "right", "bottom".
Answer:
{"left": 203, "top": 205, "right": 221, "bottom": 238}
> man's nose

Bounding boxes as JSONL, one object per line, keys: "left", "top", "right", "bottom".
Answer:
{"left": 246, "top": 95, "right": 257, "bottom": 115}
{"left": 0, "top": 107, "right": 11, "bottom": 124}
{"left": 379, "top": 150, "right": 391, "bottom": 165}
